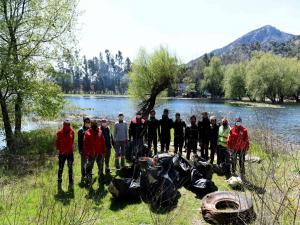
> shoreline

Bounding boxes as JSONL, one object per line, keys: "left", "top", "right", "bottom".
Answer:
{"left": 64, "top": 94, "right": 300, "bottom": 108}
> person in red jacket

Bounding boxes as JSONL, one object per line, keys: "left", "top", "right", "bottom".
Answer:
{"left": 55, "top": 119, "right": 75, "bottom": 185}
{"left": 227, "top": 116, "right": 249, "bottom": 180}
{"left": 84, "top": 119, "right": 106, "bottom": 186}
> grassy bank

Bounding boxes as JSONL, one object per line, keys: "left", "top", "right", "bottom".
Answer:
{"left": 0, "top": 127, "right": 299, "bottom": 225}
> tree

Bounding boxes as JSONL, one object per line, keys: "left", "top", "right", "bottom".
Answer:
{"left": 201, "top": 56, "right": 224, "bottom": 98}
{"left": 124, "top": 57, "right": 132, "bottom": 73}
{"left": 0, "top": 0, "right": 78, "bottom": 151}
{"left": 245, "top": 52, "right": 300, "bottom": 103}
{"left": 82, "top": 56, "right": 91, "bottom": 93}
{"left": 223, "top": 63, "right": 247, "bottom": 100}
{"left": 128, "top": 47, "right": 181, "bottom": 117}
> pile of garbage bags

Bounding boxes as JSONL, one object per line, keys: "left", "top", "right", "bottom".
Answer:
{"left": 108, "top": 151, "right": 218, "bottom": 210}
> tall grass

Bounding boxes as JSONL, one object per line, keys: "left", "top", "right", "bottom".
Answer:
{"left": 0, "top": 122, "right": 299, "bottom": 225}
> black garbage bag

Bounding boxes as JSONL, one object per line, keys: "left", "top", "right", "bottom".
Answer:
{"left": 117, "top": 166, "right": 135, "bottom": 178}
{"left": 108, "top": 178, "right": 140, "bottom": 200}
{"left": 153, "top": 153, "right": 174, "bottom": 168}
{"left": 140, "top": 169, "right": 179, "bottom": 209}
{"left": 188, "top": 169, "right": 218, "bottom": 197}
{"left": 213, "top": 164, "right": 224, "bottom": 175}
{"left": 126, "top": 142, "right": 149, "bottom": 162}
{"left": 172, "top": 154, "right": 192, "bottom": 188}
{"left": 140, "top": 155, "right": 179, "bottom": 209}
{"left": 193, "top": 159, "right": 213, "bottom": 180}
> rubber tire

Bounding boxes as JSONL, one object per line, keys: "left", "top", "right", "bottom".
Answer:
{"left": 201, "top": 191, "right": 256, "bottom": 224}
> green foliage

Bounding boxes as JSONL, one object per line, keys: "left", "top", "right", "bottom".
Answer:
{"left": 128, "top": 47, "right": 180, "bottom": 100}
{"left": 0, "top": 0, "right": 79, "bottom": 150}
{"left": 245, "top": 52, "right": 300, "bottom": 102}
{"left": 183, "top": 76, "right": 196, "bottom": 93}
{"left": 13, "top": 128, "right": 56, "bottom": 155}
{"left": 223, "top": 63, "right": 246, "bottom": 100}
{"left": 222, "top": 52, "right": 300, "bottom": 103}
{"left": 201, "top": 56, "right": 224, "bottom": 97}
{"left": 29, "top": 82, "right": 65, "bottom": 120}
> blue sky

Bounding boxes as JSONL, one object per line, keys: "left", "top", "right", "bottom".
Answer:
{"left": 78, "top": 0, "right": 300, "bottom": 63}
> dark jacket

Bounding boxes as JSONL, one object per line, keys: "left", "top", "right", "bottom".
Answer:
{"left": 129, "top": 118, "right": 146, "bottom": 140}
{"left": 101, "top": 126, "right": 113, "bottom": 149}
{"left": 78, "top": 126, "right": 89, "bottom": 154}
{"left": 210, "top": 124, "right": 219, "bottom": 147}
{"left": 147, "top": 117, "right": 160, "bottom": 138}
{"left": 159, "top": 116, "right": 173, "bottom": 139}
{"left": 198, "top": 118, "right": 211, "bottom": 144}
{"left": 173, "top": 120, "right": 186, "bottom": 137}
{"left": 185, "top": 123, "right": 198, "bottom": 144}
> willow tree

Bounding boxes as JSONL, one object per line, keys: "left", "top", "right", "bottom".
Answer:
{"left": 223, "top": 63, "right": 247, "bottom": 100}
{"left": 0, "top": 0, "right": 79, "bottom": 151}
{"left": 128, "top": 47, "right": 181, "bottom": 117}
{"left": 201, "top": 56, "right": 224, "bottom": 98}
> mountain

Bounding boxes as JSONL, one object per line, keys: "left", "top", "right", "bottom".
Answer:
{"left": 187, "top": 25, "right": 298, "bottom": 66}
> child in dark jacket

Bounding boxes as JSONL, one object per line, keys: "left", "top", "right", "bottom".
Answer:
{"left": 78, "top": 117, "right": 91, "bottom": 183}
{"left": 209, "top": 116, "right": 219, "bottom": 164}
{"left": 173, "top": 113, "right": 186, "bottom": 154}
{"left": 185, "top": 115, "right": 198, "bottom": 160}
{"left": 101, "top": 118, "right": 114, "bottom": 174}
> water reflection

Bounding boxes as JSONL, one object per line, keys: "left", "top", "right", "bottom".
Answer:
{"left": 1, "top": 96, "right": 299, "bottom": 148}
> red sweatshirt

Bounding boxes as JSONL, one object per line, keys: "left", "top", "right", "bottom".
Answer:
{"left": 227, "top": 125, "right": 249, "bottom": 152}
{"left": 83, "top": 128, "right": 106, "bottom": 157}
{"left": 56, "top": 128, "right": 75, "bottom": 155}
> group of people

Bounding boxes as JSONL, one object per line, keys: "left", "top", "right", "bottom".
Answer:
{"left": 55, "top": 108, "right": 250, "bottom": 187}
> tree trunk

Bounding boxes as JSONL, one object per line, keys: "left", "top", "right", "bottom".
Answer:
{"left": 14, "top": 93, "right": 22, "bottom": 134}
{"left": 279, "top": 96, "right": 284, "bottom": 104}
{"left": 0, "top": 98, "right": 14, "bottom": 151}
{"left": 140, "top": 94, "right": 157, "bottom": 119}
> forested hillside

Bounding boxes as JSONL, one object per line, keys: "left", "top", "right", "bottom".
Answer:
{"left": 54, "top": 50, "right": 132, "bottom": 94}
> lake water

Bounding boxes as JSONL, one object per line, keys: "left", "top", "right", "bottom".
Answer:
{"left": 1, "top": 96, "right": 300, "bottom": 148}
{"left": 65, "top": 96, "right": 300, "bottom": 146}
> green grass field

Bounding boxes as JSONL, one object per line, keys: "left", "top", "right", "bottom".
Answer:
{"left": 0, "top": 127, "right": 299, "bottom": 225}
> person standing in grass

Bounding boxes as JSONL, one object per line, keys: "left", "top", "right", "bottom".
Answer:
{"left": 159, "top": 109, "right": 173, "bottom": 152}
{"left": 114, "top": 112, "right": 128, "bottom": 169}
{"left": 78, "top": 117, "right": 91, "bottom": 183}
{"left": 209, "top": 116, "right": 219, "bottom": 164}
{"left": 56, "top": 119, "right": 75, "bottom": 186}
{"left": 227, "top": 116, "right": 249, "bottom": 180}
{"left": 173, "top": 113, "right": 186, "bottom": 155}
{"left": 217, "top": 118, "right": 231, "bottom": 179}
{"left": 147, "top": 109, "right": 160, "bottom": 156}
{"left": 198, "top": 112, "right": 211, "bottom": 160}
{"left": 185, "top": 115, "right": 198, "bottom": 160}
{"left": 129, "top": 111, "right": 146, "bottom": 156}
{"left": 84, "top": 119, "right": 106, "bottom": 186}
{"left": 100, "top": 118, "right": 114, "bottom": 174}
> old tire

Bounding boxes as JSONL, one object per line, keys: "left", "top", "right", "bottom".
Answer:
{"left": 201, "top": 191, "right": 255, "bottom": 224}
